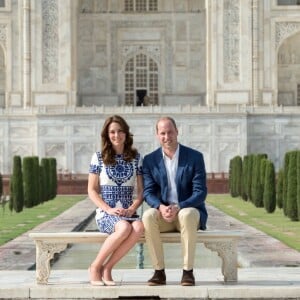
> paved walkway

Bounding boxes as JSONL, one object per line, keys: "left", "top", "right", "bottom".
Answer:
{"left": 0, "top": 198, "right": 300, "bottom": 299}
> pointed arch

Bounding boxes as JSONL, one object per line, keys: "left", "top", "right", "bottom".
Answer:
{"left": 277, "top": 30, "right": 300, "bottom": 106}
{"left": 124, "top": 52, "right": 159, "bottom": 106}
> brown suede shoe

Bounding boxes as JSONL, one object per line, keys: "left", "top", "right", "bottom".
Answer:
{"left": 148, "top": 269, "right": 166, "bottom": 286}
{"left": 181, "top": 269, "right": 195, "bottom": 286}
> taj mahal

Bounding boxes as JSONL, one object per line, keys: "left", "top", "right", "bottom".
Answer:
{"left": 0, "top": 0, "right": 300, "bottom": 176}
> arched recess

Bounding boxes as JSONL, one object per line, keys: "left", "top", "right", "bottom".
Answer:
{"left": 124, "top": 52, "right": 159, "bottom": 106}
{"left": 0, "top": 45, "right": 5, "bottom": 108}
{"left": 278, "top": 31, "right": 300, "bottom": 106}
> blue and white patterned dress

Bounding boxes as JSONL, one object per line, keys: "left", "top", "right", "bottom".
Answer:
{"left": 89, "top": 151, "right": 143, "bottom": 234}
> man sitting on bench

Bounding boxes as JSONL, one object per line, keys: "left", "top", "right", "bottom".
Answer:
{"left": 142, "top": 116, "right": 208, "bottom": 286}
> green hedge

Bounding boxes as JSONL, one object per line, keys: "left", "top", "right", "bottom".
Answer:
{"left": 229, "top": 151, "right": 300, "bottom": 220}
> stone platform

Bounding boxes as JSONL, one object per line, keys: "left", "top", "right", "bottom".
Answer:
{"left": 0, "top": 268, "right": 300, "bottom": 299}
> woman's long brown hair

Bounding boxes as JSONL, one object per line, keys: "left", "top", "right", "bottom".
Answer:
{"left": 101, "top": 115, "right": 137, "bottom": 165}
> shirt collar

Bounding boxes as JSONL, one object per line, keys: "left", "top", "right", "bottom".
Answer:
{"left": 162, "top": 144, "right": 180, "bottom": 160}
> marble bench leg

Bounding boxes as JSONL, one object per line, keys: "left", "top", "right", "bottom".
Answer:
{"left": 204, "top": 240, "right": 238, "bottom": 282}
{"left": 35, "top": 241, "right": 68, "bottom": 284}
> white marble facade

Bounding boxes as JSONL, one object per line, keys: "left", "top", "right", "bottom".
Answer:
{"left": 0, "top": 0, "right": 300, "bottom": 175}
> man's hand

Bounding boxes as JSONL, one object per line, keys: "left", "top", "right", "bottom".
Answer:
{"left": 159, "top": 204, "right": 179, "bottom": 222}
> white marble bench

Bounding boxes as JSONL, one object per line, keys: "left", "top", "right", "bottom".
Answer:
{"left": 29, "top": 230, "right": 242, "bottom": 284}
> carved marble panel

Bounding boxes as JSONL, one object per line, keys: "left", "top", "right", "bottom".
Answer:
{"left": 11, "top": 144, "right": 33, "bottom": 157}
{"left": 74, "top": 143, "right": 95, "bottom": 174}
{"left": 216, "top": 123, "right": 240, "bottom": 136}
{"left": 44, "top": 143, "right": 66, "bottom": 171}
{"left": 174, "top": 70, "right": 188, "bottom": 92}
{"left": 175, "top": 21, "right": 187, "bottom": 41}
{"left": 223, "top": 0, "right": 240, "bottom": 82}
{"left": 217, "top": 141, "right": 241, "bottom": 172}
{"left": 175, "top": 45, "right": 188, "bottom": 67}
{"left": 42, "top": 0, "right": 58, "bottom": 84}
{"left": 249, "top": 122, "right": 276, "bottom": 135}
{"left": 189, "top": 141, "right": 211, "bottom": 170}
{"left": 278, "top": 92, "right": 295, "bottom": 106}
{"left": 121, "top": 44, "right": 161, "bottom": 65}
{"left": 72, "top": 125, "right": 97, "bottom": 137}
{"left": 189, "top": 16, "right": 205, "bottom": 41}
{"left": 0, "top": 23, "right": 7, "bottom": 46}
{"left": 188, "top": 123, "right": 211, "bottom": 136}
{"left": 9, "top": 126, "right": 33, "bottom": 138}
{"left": 276, "top": 22, "right": 300, "bottom": 49}
{"left": 39, "top": 125, "right": 67, "bottom": 137}
{"left": 282, "top": 123, "right": 300, "bottom": 135}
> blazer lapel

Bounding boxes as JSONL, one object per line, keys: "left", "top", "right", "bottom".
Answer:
{"left": 175, "top": 145, "right": 186, "bottom": 192}
{"left": 157, "top": 150, "right": 168, "bottom": 201}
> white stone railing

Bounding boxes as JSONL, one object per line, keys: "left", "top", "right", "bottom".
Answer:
{"left": 1, "top": 104, "right": 300, "bottom": 116}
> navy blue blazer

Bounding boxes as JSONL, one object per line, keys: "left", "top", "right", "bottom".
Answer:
{"left": 143, "top": 144, "right": 208, "bottom": 230}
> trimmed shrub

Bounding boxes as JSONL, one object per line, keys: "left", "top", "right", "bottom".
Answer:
{"left": 297, "top": 151, "right": 300, "bottom": 221}
{"left": 246, "top": 154, "right": 254, "bottom": 202}
{"left": 286, "top": 151, "right": 298, "bottom": 221}
{"left": 282, "top": 152, "right": 290, "bottom": 216}
{"left": 39, "top": 165, "right": 47, "bottom": 204}
{"left": 241, "top": 155, "right": 249, "bottom": 201}
{"left": 229, "top": 156, "right": 242, "bottom": 197}
{"left": 9, "top": 177, "right": 13, "bottom": 212}
{"left": 0, "top": 172, "right": 2, "bottom": 198}
{"left": 276, "top": 169, "right": 284, "bottom": 209}
{"left": 235, "top": 156, "right": 243, "bottom": 197}
{"left": 23, "top": 157, "right": 35, "bottom": 208}
{"left": 11, "top": 156, "right": 24, "bottom": 213}
{"left": 32, "top": 156, "right": 40, "bottom": 206}
{"left": 251, "top": 154, "right": 267, "bottom": 207}
{"left": 263, "top": 160, "right": 276, "bottom": 213}
{"left": 229, "top": 158, "right": 234, "bottom": 197}
{"left": 49, "top": 158, "right": 57, "bottom": 200}
{"left": 41, "top": 158, "right": 50, "bottom": 201}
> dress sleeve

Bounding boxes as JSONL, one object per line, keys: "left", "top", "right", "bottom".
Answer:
{"left": 89, "top": 152, "right": 102, "bottom": 174}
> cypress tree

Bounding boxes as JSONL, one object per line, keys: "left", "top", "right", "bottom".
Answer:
{"left": 229, "top": 158, "right": 234, "bottom": 197}
{"left": 12, "top": 156, "right": 24, "bottom": 213}
{"left": 251, "top": 155, "right": 260, "bottom": 206}
{"left": 23, "top": 157, "right": 35, "bottom": 208}
{"left": 286, "top": 151, "right": 298, "bottom": 221}
{"left": 235, "top": 156, "right": 243, "bottom": 198}
{"left": 263, "top": 160, "right": 276, "bottom": 213}
{"left": 32, "top": 156, "right": 40, "bottom": 205}
{"left": 41, "top": 158, "right": 50, "bottom": 201}
{"left": 276, "top": 169, "right": 284, "bottom": 209}
{"left": 39, "top": 165, "right": 47, "bottom": 204}
{"left": 246, "top": 154, "right": 254, "bottom": 202}
{"left": 252, "top": 154, "right": 268, "bottom": 208}
{"left": 282, "top": 152, "right": 290, "bottom": 216}
{"left": 9, "top": 176, "right": 13, "bottom": 213}
{"left": 49, "top": 158, "right": 57, "bottom": 200}
{"left": 0, "top": 172, "right": 2, "bottom": 198}
{"left": 241, "top": 155, "right": 249, "bottom": 201}
{"left": 260, "top": 158, "right": 267, "bottom": 206}
{"left": 297, "top": 151, "right": 300, "bottom": 221}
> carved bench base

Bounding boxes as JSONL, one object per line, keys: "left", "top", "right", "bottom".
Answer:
{"left": 29, "top": 231, "right": 242, "bottom": 284}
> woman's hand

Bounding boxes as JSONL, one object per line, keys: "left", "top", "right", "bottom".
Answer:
{"left": 106, "top": 207, "right": 125, "bottom": 216}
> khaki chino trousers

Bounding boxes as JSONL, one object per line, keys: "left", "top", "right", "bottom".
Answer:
{"left": 142, "top": 207, "right": 200, "bottom": 271}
